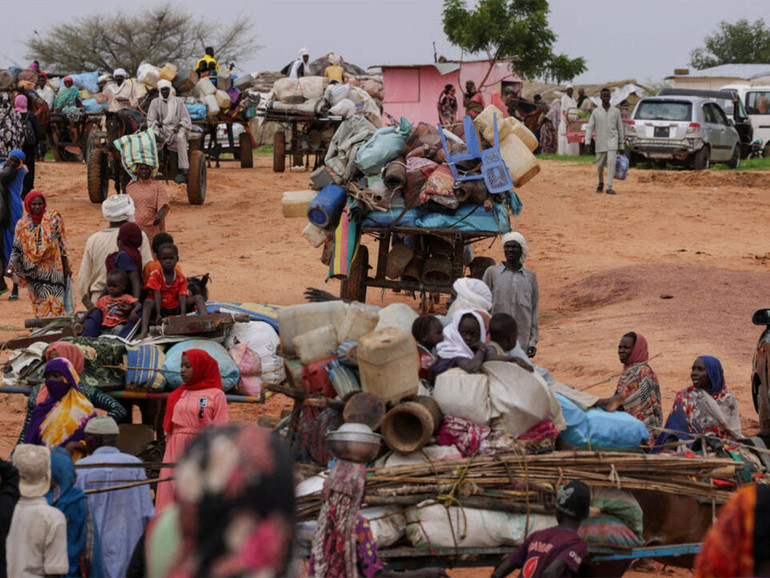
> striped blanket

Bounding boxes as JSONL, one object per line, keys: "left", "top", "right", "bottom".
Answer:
{"left": 114, "top": 128, "right": 159, "bottom": 180}
{"left": 328, "top": 198, "right": 361, "bottom": 279}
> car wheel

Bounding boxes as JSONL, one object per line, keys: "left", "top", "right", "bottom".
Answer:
{"left": 728, "top": 145, "right": 741, "bottom": 169}
{"left": 693, "top": 146, "right": 710, "bottom": 170}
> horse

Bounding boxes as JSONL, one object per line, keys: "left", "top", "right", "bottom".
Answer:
{"left": 104, "top": 108, "right": 144, "bottom": 194}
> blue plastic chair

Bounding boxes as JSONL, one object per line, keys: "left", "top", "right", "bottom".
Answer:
{"left": 438, "top": 114, "right": 513, "bottom": 194}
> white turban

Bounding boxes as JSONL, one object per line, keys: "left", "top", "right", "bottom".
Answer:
{"left": 447, "top": 277, "right": 493, "bottom": 318}
{"left": 328, "top": 53, "right": 341, "bottom": 65}
{"left": 299, "top": 47, "right": 310, "bottom": 57}
{"left": 157, "top": 79, "right": 172, "bottom": 91}
{"left": 566, "top": 83, "right": 574, "bottom": 90}
{"left": 102, "top": 194, "right": 135, "bottom": 223}
{"left": 502, "top": 232, "right": 529, "bottom": 263}
{"left": 113, "top": 68, "right": 128, "bottom": 78}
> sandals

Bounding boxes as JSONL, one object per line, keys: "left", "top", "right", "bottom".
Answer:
{"left": 606, "top": 188, "right": 616, "bottom": 195}
{"left": 8, "top": 294, "right": 18, "bottom": 301}
{"left": 596, "top": 183, "right": 604, "bottom": 193}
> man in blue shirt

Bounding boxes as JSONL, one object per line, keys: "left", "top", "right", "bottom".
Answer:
{"left": 75, "top": 417, "right": 154, "bottom": 578}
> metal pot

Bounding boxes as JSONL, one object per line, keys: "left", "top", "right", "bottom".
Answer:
{"left": 326, "top": 423, "right": 382, "bottom": 463}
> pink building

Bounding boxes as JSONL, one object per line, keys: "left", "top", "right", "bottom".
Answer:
{"left": 372, "top": 59, "right": 522, "bottom": 125}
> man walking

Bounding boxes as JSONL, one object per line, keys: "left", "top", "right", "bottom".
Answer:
{"left": 558, "top": 84, "right": 578, "bottom": 156}
{"left": 75, "top": 417, "right": 154, "bottom": 578}
{"left": 585, "top": 87, "right": 625, "bottom": 195}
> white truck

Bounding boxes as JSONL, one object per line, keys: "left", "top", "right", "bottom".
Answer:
{"left": 722, "top": 83, "right": 770, "bottom": 155}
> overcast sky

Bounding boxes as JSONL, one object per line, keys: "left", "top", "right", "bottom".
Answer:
{"left": 3, "top": 0, "right": 769, "bottom": 85}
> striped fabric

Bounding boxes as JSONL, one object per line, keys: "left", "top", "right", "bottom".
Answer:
{"left": 124, "top": 344, "right": 167, "bottom": 392}
{"left": 114, "top": 128, "right": 159, "bottom": 180}
{"left": 327, "top": 198, "right": 360, "bottom": 279}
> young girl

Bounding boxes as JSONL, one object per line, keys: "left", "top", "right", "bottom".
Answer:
{"left": 411, "top": 315, "right": 444, "bottom": 383}
{"left": 154, "top": 349, "right": 229, "bottom": 513}
{"left": 431, "top": 309, "right": 488, "bottom": 380}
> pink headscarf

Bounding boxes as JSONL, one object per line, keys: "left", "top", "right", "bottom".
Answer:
{"left": 625, "top": 332, "right": 649, "bottom": 368}
{"left": 14, "top": 94, "right": 27, "bottom": 112}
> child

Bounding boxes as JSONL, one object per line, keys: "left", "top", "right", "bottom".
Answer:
{"left": 82, "top": 268, "right": 141, "bottom": 338}
{"left": 138, "top": 244, "right": 205, "bottom": 339}
{"left": 492, "top": 480, "right": 590, "bottom": 578}
{"left": 142, "top": 232, "right": 181, "bottom": 286}
{"left": 411, "top": 315, "right": 444, "bottom": 383}
{"left": 487, "top": 313, "right": 533, "bottom": 372}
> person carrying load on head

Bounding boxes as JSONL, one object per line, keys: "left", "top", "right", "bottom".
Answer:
{"left": 146, "top": 79, "right": 192, "bottom": 184}
{"left": 195, "top": 46, "right": 219, "bottom": 78}
{"left": 104, "top": 68, "right": 139, "bottom": 112}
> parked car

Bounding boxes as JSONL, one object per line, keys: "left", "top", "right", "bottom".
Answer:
{"left": 751, "top": 308, "right": 770, "bottom": 432}
{"left": 657, "top": 88, "right": 753, "bottom": 158}
{"left": 722, "top": 84, "right": 770, "bottom": 156}
{"left": 625, "top": 96, "right": 742, "bottom": 169}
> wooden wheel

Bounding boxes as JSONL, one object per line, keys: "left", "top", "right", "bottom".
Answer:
{"left": 186, "top": 150, "right": 207, "bottom": 205}
{"left": 340, "top": 245, "right": 369, "bottom": 303}
{"left": 87, "top": 149, "right": 110, "bottom": 204}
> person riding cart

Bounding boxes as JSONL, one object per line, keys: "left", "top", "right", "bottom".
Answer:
{"left": 104, "top": 68, "right": 139, "bottom": 113}
{"left": 147, "top": 79, "right": 192, "bottom": 184}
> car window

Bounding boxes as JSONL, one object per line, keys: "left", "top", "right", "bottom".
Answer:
{"left": 746, "top": 91, "right": 770, "bottom": 114}
{"left": 702, "top": 104, "right": 715, "bottom": 124}
{"left": 635, "top": 100, "right": 692, "bottom": 121}
{"left": 710, "top": 104, "right": 729, "bottom": 125}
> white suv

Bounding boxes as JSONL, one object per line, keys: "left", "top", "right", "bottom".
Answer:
{"left": 625, "top": 96, "right": 742, "bottom": 169}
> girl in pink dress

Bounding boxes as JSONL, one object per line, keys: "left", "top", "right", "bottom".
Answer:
{"left": 154, "top": 349, "right": 229, "bottom": 513}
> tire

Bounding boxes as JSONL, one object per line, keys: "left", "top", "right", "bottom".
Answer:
{"left": 239, "top": 131, "right": 253, "bottom": 168}
{"left": 84, "top": 128, "right": 104, "bottom": 166}
{"left": 693, "top": 146, "right": 710, "bottom": 170}
{"left": 186, "top": 150, "right": 206, "bottom": 205}
{"left": 340, "top": 245, "right": 369, "bottom": 303}
{"left": 87, "top": 149, "right": 110, "bottom": 204}
{"left": 728, "top": 145, "right": 741, "bottom": 169}
{"left": 273, "top": 131, "right": 286, "bottom": 173}
{"left": 759, "top": 383, "right": 770, "bottom": 434}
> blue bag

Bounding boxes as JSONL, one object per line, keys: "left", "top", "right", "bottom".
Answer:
{"left": 415, "top": 202, "right": 511, "bottom": 233}
{"left": 555, "top": 393, "right": 649, "bottom": 448}
{"left": 69, "top": 71, "right": 99, "bottom": 94}
{"left": 185, "top": 103, "right": 208, "bottom": 120}
{"left": 615, "top": 153, "right": 629, "bottom": 180}
{"left": 355, "top": 117, "right": 413, "bottom": 175}
{"left": 361, "top": 208, "right": 419, "bottom": 228}
{"left": 163, "top": 339, "right": 240, "bottom": 392}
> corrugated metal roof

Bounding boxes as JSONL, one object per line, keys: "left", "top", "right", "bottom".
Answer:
{"left": 669, "top": 63, "right": 770, "bottom": 80}
{"left": 433, "top": 62, "right": 461, "bottom": 75}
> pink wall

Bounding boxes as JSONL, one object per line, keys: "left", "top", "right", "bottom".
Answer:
{"left": 381, "top": 60, "right": 521, "bottom": 125}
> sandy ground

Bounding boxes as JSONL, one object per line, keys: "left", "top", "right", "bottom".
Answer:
{"left": 3, "top": 155, "right": 769, "bottom": 576}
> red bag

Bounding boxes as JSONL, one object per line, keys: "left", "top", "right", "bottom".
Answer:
{"left": 301, "top": 354, "right": 338, "bottom": 398}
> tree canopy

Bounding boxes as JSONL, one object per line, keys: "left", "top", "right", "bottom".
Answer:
{"left": 25, "top": 3, "right": 260, "bottom": 75}
{"left": 442, "top": 0, "right": 586, "bottom": 83}
{"left": 690, "top": 18, "right": 770, "bottom": 69}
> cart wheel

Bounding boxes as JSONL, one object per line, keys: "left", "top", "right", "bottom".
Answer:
{"left": 187, "top": 150, "right": 207, "bottom": 205}
{"left": 340, "top": 245, "right": 369, "bottom": 303}
{"left": 273, "top": 131, "right": 286, "bottom": 173}
{"left": 239, "top": 131, "right": 254, "bottom": 168}
{"left": 87, "top": 149, "right": 110, "bottom": 204}
{"left": 84, "top": 128, "right": 104, "bottom": 166}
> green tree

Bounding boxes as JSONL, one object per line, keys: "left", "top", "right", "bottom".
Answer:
{"left": 442, "top": 0, "right": 586, "bottom": 83}
{"left": 690, "top": 19, "right": 770, "bottom": 69}
{"left": 26, "top": 3, "right": 260, "bottom": 75}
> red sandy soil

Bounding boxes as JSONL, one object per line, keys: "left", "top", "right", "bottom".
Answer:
{"left": 4, "top": 155, "right": 770, "bottom": 577}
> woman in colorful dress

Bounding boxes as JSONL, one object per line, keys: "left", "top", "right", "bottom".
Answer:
{"left": 126, "top": 163, "right": 168, "bottom": 245}
{"left": 154, "top": 349, "right": 229, "bottom": 513}
{"left": 21, "top": 358, "right": 96, "bottom": 448}
{"left": 597, "top": 332, "right": 663, "bottom": 438}
{"left": 0, "top": 92, "right": 24, "bottom": 159}
{"left": 6, "top": 191, "right": 72, "bottom": 317}
{"left": 53, "top": 77, "right": 80, "bottom": 115}
{"left": 655, "top": 355, "right": 742, "bottom": 449}
{"left": 437, "top": 84, "right": 458, "bottom": 126}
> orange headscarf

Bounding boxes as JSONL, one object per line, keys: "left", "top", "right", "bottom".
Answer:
{"left": 45, "top": 341, "right": 85, "bottom": 374}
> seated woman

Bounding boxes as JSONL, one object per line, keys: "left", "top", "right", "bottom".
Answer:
{"left": 596, "top": 332, "right": 663, "bottom": 436}
{"left": 105, "top": 222, "right": 144, "bottom": 299}
{"left": 20, "top": 358, "right": 96, "bottom": 449}
{"left": 18, "top": 342, "right": 127, "bottom": 444}
{"left": 431, "top": 309, "right": 489, "bottom": 379}
{"left": 655, "top": 356, "right": 742, "bottom": 449}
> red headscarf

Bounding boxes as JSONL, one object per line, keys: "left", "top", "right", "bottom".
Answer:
{"left": 106, "top": 222, "right": 143, "bottom": 272}
{"left": 163, "top": 349, "right": 223, "bottom": 434}
{"left": 625, "top": 332, "right": 649, "bottom": 368}
{"left": 24, "top": 191, "right": 46, "bottom": 224}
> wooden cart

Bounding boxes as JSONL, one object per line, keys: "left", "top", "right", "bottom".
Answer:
{"left": 194, "top": 118, "right": 255, "bottom": 169}
{"left": 259, "top": 109, "right": 342, "bottom": 173}
{"left": 47, "top": 111, "right": 104, "bottom": 163}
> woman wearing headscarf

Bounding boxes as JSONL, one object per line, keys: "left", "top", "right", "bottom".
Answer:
{"left": 53, "top": 77, "right": 80, "bottom": 115}
{"left": 20, "top": 358, "right": 96, "bottom": 449}
{"left": 538, "top": 99, "right": 558, "bottom": 154}
{"left": 437, "top": 84, "right": 458, "bottom": 126}
{"left": 15, "top": 95, "right": 41, "bottom": 195}
{"left": 154, "top": 349, "right": 229, "bottom": 514}
{"left": 46, "top": 447, "right": 105, "bottom": 578}
{"left": 6, "top": 191, "right": 72, "bottom": 317}
{"left": 655, "top": 355, "right": 742, "bottom": 449}
{"left": 431, "top": 309, "right": 489, "bottom": 379}
{"left": 695, "top": 484, "right": 770, "bottom": 577}
{"left": 160, "top": 425, "right": 295, "bottom": 577}
{"left": 0, "top": 92, "right": 24, "bottom": 160}
{"left": 597, "top": 332, "right": 663, "bottom": 438}
{"left": 0, "top": 149, "right": 26, "bottom": 298}
{"left": 105, "top": 221, "right": 144, "bottom": 299}
{"left": 18, "top": 342, "right": 127, "bottom": 445}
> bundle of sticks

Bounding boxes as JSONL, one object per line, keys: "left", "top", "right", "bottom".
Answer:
{"left": 297, "top": 450, "right": 745, "bottom": 520}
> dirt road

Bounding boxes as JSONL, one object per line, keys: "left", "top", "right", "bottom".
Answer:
{"left": 2, "top": 155, "right": 767, "bottom": 575}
